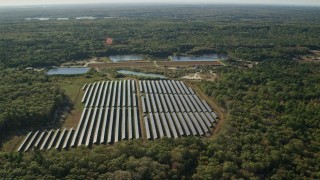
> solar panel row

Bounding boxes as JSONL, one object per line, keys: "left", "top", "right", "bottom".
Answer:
{"left": 140, "top": 80, "right": 218, "bottom": 140}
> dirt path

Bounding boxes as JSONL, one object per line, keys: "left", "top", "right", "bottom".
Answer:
{"left": 84, "top": 57, "right": 99, "bottom": 67}
{"left": 1, "top": 133, "right": 25, "bottom": 152}
{"left": 217, "top": 60, "right": 227, "bottom": 66}
{"left": 62, "top": 86, "right": 83, "bottom": 129}
{"left": 181, "top": 72, "right": 203, "bottom": 80}
{"left": 153, "top": 61, "right": 159, "bottom": 68}
{"left": 136, "top": 80, "right": 147, "bottom": 140}
{"left": 88, "top": 61, "right": 222, "bottom": 68}
{"left": 301, "top": 50, "right": 320, "bottom": 62}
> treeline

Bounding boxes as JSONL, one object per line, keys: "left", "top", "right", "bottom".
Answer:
{"left": 0, "top": 70, "right": 64, "bottom": 134}
{"left": 195, "top": 60, "right": 320, "bottom": 178}
{"left": 0, "top": 138, "right": 204, "bottom": 179}
{"left": 0, "top": 6, "right": 320, "bottom": 68}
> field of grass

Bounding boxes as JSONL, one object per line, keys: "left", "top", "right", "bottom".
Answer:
{"left": 1, "top": 135, "right": 25, "bottom": 152}
{"left": 52, "top": 73, "right": 110, "bottom": 128}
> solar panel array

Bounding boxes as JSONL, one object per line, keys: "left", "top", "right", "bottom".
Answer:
{"left": 72, "top": 80, "right": 140, "bottom": 147}
{"left": 17, "top": 79, "right": 218, "bottom": 152}
{"left": 18, "top": 80, "right": 141, "bottom": 152}
{"left": 140, "top": 80, "right": 217, "bottom": 139}
{"left": 16, "top": 128, "right": 75, "bottom": 152}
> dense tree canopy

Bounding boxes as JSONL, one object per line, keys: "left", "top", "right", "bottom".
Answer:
{"left": 196, "top": 60, "right": 320, "bottom": 178}
{"left": 0, "top": 5, "right": 319, "bottom": 68}
{"left": 0, "top": 70, "right": 64, "bottom": 134}
{"left": 0, "top": 138, "right": 204, "bottom": 179}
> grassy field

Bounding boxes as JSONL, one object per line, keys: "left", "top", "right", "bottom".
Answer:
{"left": 53, "top": 73, "right": 110, "bottom": 129}
{"left": 1, "top": 135, "right": 25, "bottom": 152}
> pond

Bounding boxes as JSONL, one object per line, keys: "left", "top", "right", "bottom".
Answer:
{"left": 57, "top": 18, "right": 69, "bottom": 20}
{"left": 75, "top": 16, "right": 98, "bottom": 20}
{"left": 25, "top": 17, "right": 50, "bottom": 21}
{"left": 47, "top": 67, "right": 90, "bottom": 75}
{"left": 171, "top": 54, "right": 226, "bottom": 61}
{"left": 117, "top": 70, "right": 166, "bottom": 79}
{"left": 109, "top": 55, "right": 145, "bottom": 62}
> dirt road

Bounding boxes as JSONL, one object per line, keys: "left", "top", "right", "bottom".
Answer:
{"left": 88, "top": 61, "right": 222, "bottom": 68}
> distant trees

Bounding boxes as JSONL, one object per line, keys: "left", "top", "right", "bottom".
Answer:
{"left": 0, "top": 6, "right": 320, "bottom": 68}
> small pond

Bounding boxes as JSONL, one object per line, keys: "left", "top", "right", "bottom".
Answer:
{"left": 109, "top": 55, "right": 145, "bottom": 62}
{"left": 47, "top": 67, "right": 90, "bottom": 75}
{"left": 75, "top": 16, "right": 98, "bottom": 20}
{"left": 117, "top": 70, "right": 166, "bottom": 79}
{"left": 171, "top": 54, "right": 226, "bottom": 61}
{"left": 25, "top": 17, "right": 50, "bottom": 21}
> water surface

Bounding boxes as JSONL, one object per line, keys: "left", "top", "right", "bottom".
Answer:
{"left": 57, "top": 18, "right": 69, "bottom": 20}
{"left": 117, "top": 70, "right": 166, "bottom": 79}
{"left": 110, "top": 55, "right": 145, "bottom": 62}
{"left": 47, "top": 67, "right": 90, "bottom": 75}
{"left": 75, "top": 16, "right": 97, "bottom": 20}
{"left": 25, "top": 17, "right": 50, "bottom": 21}
{"left": 171, "top": 54, "right": 226, "bottom": 61}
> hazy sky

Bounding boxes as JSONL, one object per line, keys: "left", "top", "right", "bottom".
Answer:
{"left": 0, "top": 0, "right": 320, "bottom": 6}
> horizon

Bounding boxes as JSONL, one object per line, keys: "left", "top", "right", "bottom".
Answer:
{"left": 1, "top": 0, "right": 320, "bottom": 7}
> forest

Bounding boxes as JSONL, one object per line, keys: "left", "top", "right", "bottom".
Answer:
{"left": 0, "top": 4, "right": 319, "bottom": 179}
{"left": 0, "top": 69, "right": 64, "bottom": 138}
{"left": 0, "top": 5, "right": 319, "bottom": 68}
{"left": 196, "top": 60, "right": 320, "bottom": 178}
{"left": 0, "top": 60, "right": 319, "bottom": 179}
